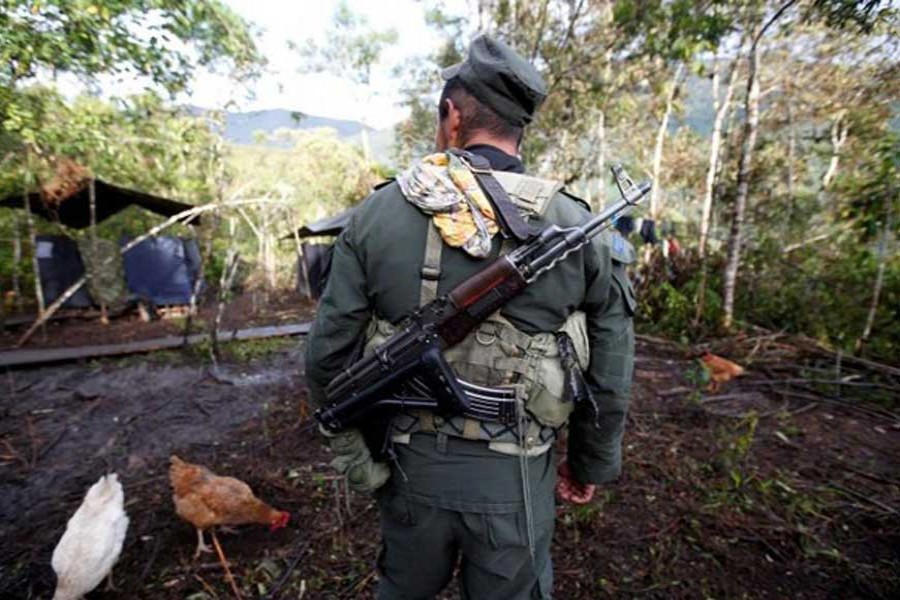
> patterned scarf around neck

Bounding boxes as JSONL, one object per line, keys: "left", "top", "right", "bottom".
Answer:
{"left": 397, "top": 152, "right": 499, "bottom": 258}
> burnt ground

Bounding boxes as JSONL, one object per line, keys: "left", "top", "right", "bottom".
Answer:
{"left": 0, "top": 335, "right": 898, "bottom": 599}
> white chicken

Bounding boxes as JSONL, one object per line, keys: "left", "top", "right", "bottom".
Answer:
{"left": 51, "top": 473, "right": 129, "bottom": 600}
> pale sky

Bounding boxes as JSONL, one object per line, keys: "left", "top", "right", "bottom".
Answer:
{"left": 181, "top": 0, "right": 463, "bottom": 129}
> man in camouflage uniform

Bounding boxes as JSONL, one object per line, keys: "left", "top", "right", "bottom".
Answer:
{"left": 306, "top": 35, "right": 635, "bottom": 599}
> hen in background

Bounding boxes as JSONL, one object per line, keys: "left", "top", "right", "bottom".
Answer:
{"left": 169, "top": 455, "right": 290, "bottom": 557}
{"left": 700, "top": 352, "right": 746, "bottom": 391}
{"left": 52, "top": 473, "right": 129, "bottom": 600}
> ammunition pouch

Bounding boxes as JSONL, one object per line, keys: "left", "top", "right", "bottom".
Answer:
{"left": 364, "top": 310, "right": 589, "bottom": 454}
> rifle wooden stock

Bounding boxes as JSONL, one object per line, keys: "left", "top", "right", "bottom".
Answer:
{"left": 439, "top": 256, "right": 526, "bottom": 346}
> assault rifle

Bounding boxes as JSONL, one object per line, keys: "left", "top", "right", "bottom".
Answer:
{"left": 315, "top": 165, "right": 650, "bottom": 433}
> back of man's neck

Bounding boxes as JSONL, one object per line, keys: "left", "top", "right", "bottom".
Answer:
{"left": 461, "top": 133, "right": 518, "bottom": 157}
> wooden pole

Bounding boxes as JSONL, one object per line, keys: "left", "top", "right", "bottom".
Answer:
{"left": 286, "top": 211, "right": 310, "bottom": 297}
{"left": 12, "top": 214, "right": 23, "bottom": 312}
{"left": 211, "top": 217, "right": 240, "bottom": 366}
{"left": 23, "top": 184, "right": 46, "bottom": 333}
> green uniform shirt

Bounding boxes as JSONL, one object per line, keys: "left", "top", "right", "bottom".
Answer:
{"left": 306, "top": 171, "right": 635, "bottom": 489}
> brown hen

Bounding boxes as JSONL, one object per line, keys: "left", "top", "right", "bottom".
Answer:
{"left": 700, "top": 353, "right": 745, "bottom": 392}
{"left": 169, "top": 455, "right": 290, "bottom": 557}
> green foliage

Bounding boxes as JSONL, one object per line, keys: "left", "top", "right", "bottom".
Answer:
{"left": 0, "top": 0, "right": 261, "bottom": 94}
{"left": 836, "top": 132, "right": 899, "bottom": 242}
{"left": 0, "top": 90, "right": 223, "bottom": 201}
{"left": 222, "top": 337, "right": 296, "bottom": 363}
{"left": 739, "top": 242, "right": 900, "bottom": 361}
{"left": 614, "top": 0, "right": 736, "bottom": 63}
{"left": 636, "top": 251, "right": 725, "bottom": 340}
{"left": 228, "top": 128, "right": 376, "bottom": 222}
{"left": 293, "top": 0, "right": 397, "bottom": 86}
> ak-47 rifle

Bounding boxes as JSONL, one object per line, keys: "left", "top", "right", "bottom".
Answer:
{"left": 315, "top": 165, "right": 650, "bottom": 434}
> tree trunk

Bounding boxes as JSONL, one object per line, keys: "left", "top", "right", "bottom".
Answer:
{"left": 695, "top": 52, "right": 740, "bottom": 327}
{"left": 12, "top": 216, "right": 23, "bottom": 312}
{"left": 723, "top": 41, "right": 762, "bottom": 330}
{"left": 89, "top": 179, "right": 108, "bottom": 325}
{"left": 23, "top": 190, "right": 45, "bottom": 319}
{"left": 211, "top": 217, "right": 239, "bottom": 365}
{"left": 595, "top": 109, "right": 606, "bottom": 211}
{"left": 699, "top": 55, "right": 740, "bottom": 258}
{"left": 821, "top": 111, "right": 848, "bottom": 189}
{"left": 649, "top": 63, "right": 685, "bottom": 221}
{"left": 856, "top": 200, "right": 894, "bottom": 352}
{"left": 786, "top": 96, "right": 796, "bottom": 202}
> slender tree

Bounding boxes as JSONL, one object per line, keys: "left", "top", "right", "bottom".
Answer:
{"left": 723, "top": 0, "right": 798, "bottom": 329}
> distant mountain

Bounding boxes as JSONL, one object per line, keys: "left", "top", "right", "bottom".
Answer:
{"left": 188, "top": 106, "right": 395, "bottom": 164}
{"left": 219, "top": 109, "right": 376, "bottom": 144}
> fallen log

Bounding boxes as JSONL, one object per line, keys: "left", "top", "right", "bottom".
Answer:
{"left": 0, "top": 322, "right": 310, "bottom": 369}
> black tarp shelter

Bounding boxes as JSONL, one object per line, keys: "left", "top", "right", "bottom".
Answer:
{"left": 122, "top": 237, "right": 203, "bottom": 305}
{"left": 35, "top": 235, "right": 94, "bottom": 308}
{"left": 285, "top": 209, "right": 355, "bottom": 299}
{"left": 292, "top": 209, "right": 354, "bottom": 238}
{"left": 0, "top": 179, "right": 200, "bottom": 228}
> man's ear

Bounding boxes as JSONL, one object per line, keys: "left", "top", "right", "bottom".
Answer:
{"left": 444, "top": 98, "right": 463, "bottom": 147}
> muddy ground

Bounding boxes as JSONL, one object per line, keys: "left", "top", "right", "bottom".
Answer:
{"left": 1, "top": 336, "right": 898, "bottom": 599}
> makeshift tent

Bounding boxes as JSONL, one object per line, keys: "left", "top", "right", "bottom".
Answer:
{"left": 286, "top": 209, "right": 355, "bottom": 299}
{"left": 122, "top": 237, "right": 203, "bottom": 305}
{"left": 301, "top": 242, "right": 334, "bottom": 299}
{"left": 35, "top": 235, "right": 94, "bottom": 308}
{"left": 293, "top": 209, "right": 354, "bottom": 238}
{"left": 0, "top": 179, "right": 200, "bottom": 228}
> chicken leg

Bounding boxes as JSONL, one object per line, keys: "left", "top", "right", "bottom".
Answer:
{"left": 194, "top": 527, "right": 212, "bottom": 558}
{"left": 104, "top": 568, "right": 117, "bottom": 591}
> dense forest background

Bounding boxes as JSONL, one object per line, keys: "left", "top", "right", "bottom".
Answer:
{"left": 1, "top": 0, "right": 898, "bottom": 364}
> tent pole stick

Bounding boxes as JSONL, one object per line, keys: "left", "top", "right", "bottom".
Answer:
{"left": 211, "top": 217, "right": 239, "bottom": 365}
{"left": 286, "top": 211, "right": 310, "bottom": 297}
{"left": 15, "top": 197, "right": 284, "bottom": 347}
{"left": 88, "top": 179, "right": 109, "bottom": 325}
{"left": 23, "top": 183, "right": 46, "bottom": 329}
{"left": 12, "top": 213, "right": 23, "bottom": 313}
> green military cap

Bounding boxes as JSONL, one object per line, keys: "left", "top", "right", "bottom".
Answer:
{"left": 441, "top": 34, "right": 547, "bottom": 127}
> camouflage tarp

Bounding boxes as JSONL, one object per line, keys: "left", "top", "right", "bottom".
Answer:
{"left": 77, "top": 237, "right": 127, "bottom": 307}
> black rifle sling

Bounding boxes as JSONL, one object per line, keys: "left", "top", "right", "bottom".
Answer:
{"left": 453, "top": 150, "right": 534, "bottom": 243}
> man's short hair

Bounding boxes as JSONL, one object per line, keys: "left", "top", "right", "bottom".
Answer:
{"left": 439, "top": 77, "right": 523, "bottom": 146}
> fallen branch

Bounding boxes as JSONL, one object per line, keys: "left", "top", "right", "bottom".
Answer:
{"left": 265, "top": 502, "right": 375, "bottom": 600}
{"left": 266, "top": 539, "right": 312, "bottom": 600}
{"left": 743, "top": 378, "right": 900, "bottom": 393}
{"left": 828, "top": 483, "right": 898, "bottom": 516}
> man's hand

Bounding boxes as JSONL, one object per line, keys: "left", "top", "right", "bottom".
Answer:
{"left": 556, "top": 459, "right": 596, "bottom": 504}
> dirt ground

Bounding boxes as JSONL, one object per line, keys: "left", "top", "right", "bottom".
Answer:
{"left": 1, "top": 335, "right": 898, "bottom": 599}
{"left": 0, "top": 290, "right": 317, "bottom": 351}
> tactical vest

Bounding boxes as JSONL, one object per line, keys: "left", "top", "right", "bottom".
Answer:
{"left": 365, "top": 171, "right": 591, "bottom": 456}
